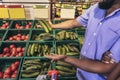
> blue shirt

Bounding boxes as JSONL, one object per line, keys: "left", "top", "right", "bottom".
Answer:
{"left": 76, "top": 3, "right": 120, "bottom": 80}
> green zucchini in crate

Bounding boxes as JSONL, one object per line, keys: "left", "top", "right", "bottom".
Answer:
{"left": 27, "top": 42, "right": 54, "bottom": 57}
{"left": 31, "top": 30, "right": 54, "bottom": 41}
{"left": 55, "top": 30, "right": 78, "bottom": 40}
{"left": 0, "top": 42, "right": 26, "bottom": 57}
{"left": 0, "top": 20, "right": 11, "bottom": 29}
{"left": 55, "top": 41, "right": 80, "bottom": 56}
{"left": 4, "top": 30, "right": 30, "bottom": 41}
{"left": 56, "top": 61, "right": 76, "bottom": 77}
{"left": 0, "top": 58, "right": 21, "bottom": 79}
{"left": 20, "top": 58, "right": 52, "bottom": 79}
{"left": 10, "top": 20, "right": 33, "bottom": 29}
{"left": 33, "top": 20, "right": 52, "bottom": 33}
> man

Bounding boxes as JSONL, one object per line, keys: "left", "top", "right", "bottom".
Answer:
{"left": 45, "top": 0, "right": 120, "bottom": 80}
{"left": 107, "top": 62, "right": 120, "bottom": 80}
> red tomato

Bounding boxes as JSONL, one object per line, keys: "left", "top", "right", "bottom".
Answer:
{"left": 3, "top": 74, "right": 10, "bottom": 78}
{"left": 17, "top": 34, "right": 22, "bottom": 37}
{"left": 18, "top": 52, "right": 23, "bottom": 57}
{"left": 3, "top": 53, "right": 10, "bottom": 57}
{"left": 0, "top": 72, "right": 3, "bottom": 78}
{"left": 4, "top": 67, "right": 12, "bottom": 75}
{"left": 9, "top": 37, "right": 13, "bottom": 41}
{"left": 9, "top": 44, "right": 15, "bottom": 49}
{"left": 3, "top": 47, "right": 10, "bottom": 53}
{"left": 16, "top": 37, "right": 21, "bottom": 41}
{"left": 11, "top": 73, "right": 17, "bottom": 78}
{"left": 19, "top": 26, "right": 24, "bottom": 29}
{"left": 11, "top": 64, "right": 17, "bottom": 71}
{"left": 13, "top": 70, "right": 18, "bottom": 74}
{"left": 22, "top": 47, "right": 25, "bottom": 52}
{"left": 21, "top": 35, "right": 25, "bottom": 40}
{"left": 14, "top": 61, "right": 20, "bottom": 66}
{"left": 25, "top": 24, "right": 30, "bottom": 29}
{"left": 16, "top": 47, "right": 22, "bottom": 52}
{"left": 5, "top": 22, "right": 9, "bottom": 26}
{"left": 0, "top": 54, "right": 3, "bottom": 57}
{"left": 13, "top": 35, "right": 17, "bottom": 40}
{"left": 28, "top": 22, "right": 32, "bottom": 26}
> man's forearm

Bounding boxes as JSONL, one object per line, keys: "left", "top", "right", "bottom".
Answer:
{"left": 107, "top": 63, "right": 120, "bottom": 80}
{"left": 63, "top": 56, "right": 116, "bottom": 74}
{"left": 52, "top": 19, "right": 82, "bottom": 29}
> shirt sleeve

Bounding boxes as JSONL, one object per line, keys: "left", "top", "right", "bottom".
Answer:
{"left": 76, "top": 4, "right": 98, "bottom": 27}
{"left": 110, "top": 38, "right": 120, "bottom": 63}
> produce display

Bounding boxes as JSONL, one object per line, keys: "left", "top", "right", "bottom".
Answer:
{"left": 33, "top": 20, "right": 52, "bottom": 33}
{"left": 27, "top": 42, "right": 53, "bottom": 57}
{"left": 0, "top": 60, "right": 20, "bottom": 79}
{"left": 0, "top": 20, "right": 85, "bottom": 80}
{"left": 56, "top": 61, "right": 76, "bottom": 77}
{"left": 56, "top": 42, "right": 80, "bottom": 56}
{"left": 55, "top": 30, "right": 78, "bottom": 40}
{"left": 0, "top": 20, "right": 10, "bottom": 29}
{"left": 11, "top": 20, "right": 32, "bottom": 29}
{"left": 21, "top": 59, "right": 51, "bottom": 78}
{"left": 0, "top": 43, "right": 25, "bottom": 57}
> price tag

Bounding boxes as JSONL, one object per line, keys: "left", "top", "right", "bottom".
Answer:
{"left": 33, "top": 5, "right": 49, "bottom": 19}
{"left": 60, "top": 5, "right": 75, "bottom": 19}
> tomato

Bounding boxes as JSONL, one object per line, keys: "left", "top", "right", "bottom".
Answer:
{"left": 28, "top": 22, "right": 32, "bottom": 25}
{"left": 9, "top": 44, "right": 15, "bottom": 49}
{"left": 13, "top": 35, "right": 17, "bottom": 40}
{"left": 9, "top": 37, "right": 13, "bottom": 41}
{"left": 5, "top": 22, "right": 9, "bottom": 27}
{"left": 16, "top": 47, "right": 22, "bottom": 52}
{"left": 14, "top": 61, "right": 20, "bottom": 66}
{"left": 3, "top": 74, "right": 10, "bottom": 78}
{"left": 13, "top": 70, "right": 18, "bottom": 74}
{"left": 16, "top": 37, "right": 21, "bottom": 41}
{"left": 22, "top": 47, "right": 25, "bottom": 52}
{"left": 3, "top": 53, "right": 10, "bottom": 57}
{"left": 18, "top": 52, "right": 23, "bottom": 57}
{"left": 21, "top": 35, "right": 25, "bottom": 40}
{"left": 19, "top": 26, "right": 24, "bottom": 29}
{"left": 11, "top": 73, "right": 17, "bottom": 78}
{"left": 11, "top": 64, "right": 17, "bottom": 71}
{"left": 17, "top": 34, "right": 22, "bottom": 37}
{"left": 3, "top": 47, "right": 10, "bottom": 53}
{"left": 0, "top": 54, "right": 3, "bottom": 57}
{"left": 0, "top": 72, "right": 3, "bottom": 78}
{"left": 4, "top": 67, "right": 12, "bottom": 75}
{"left": 25, "top": 24, "right": 30, "bottom": 29}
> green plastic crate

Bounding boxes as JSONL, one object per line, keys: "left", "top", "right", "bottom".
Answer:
{"left": 0, "top": 20, "right": 12, "bottom": 29}
{"left": 10, "top": 20, "right": 33, "bottom": 29}
{"left": 4, "top": 30, "right": 30, "bottom": 42}
{"left": 25, "top": 41, "right": 54, "bottom": 57}
{"left": 19, "top": 57, "right": 52, "bottom": 80}
{"left": 0, "top": 42, "right": 27, "bottom": 58}
{"left": 55, "top": 29, "right": 78, "bottom": 41}
{"left": 0, "top": 30, "right": 6, "bottom": 41}
{"left": 30, "top": 30, "right": 54, "bottom": 41}
{"left": 0, "top": 58, "right": 22, "bottom": 80}
{"left": 55, "top": 40, "right": 80, "bottom": 57}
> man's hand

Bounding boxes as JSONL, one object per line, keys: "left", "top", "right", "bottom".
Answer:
{"left": 44, "top": 54, "right": 67, "bottom": 62}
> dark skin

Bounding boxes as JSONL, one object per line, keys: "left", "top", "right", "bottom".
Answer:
{"left": 107, "top": 63, "right": 120, "bottom": 80}
{"left": 45, "top": 0, "right": 120, "bottom": 78}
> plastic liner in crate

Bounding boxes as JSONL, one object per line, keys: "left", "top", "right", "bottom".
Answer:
{"left": 19, "top": 57, "right": 52, "bottom": 80}
{"left": 26, "top": 41, "right": 54, "bottom": 57}
{"left": 55, "top": 61, "right": 77, "bottom": 80}
{"left": 30, "top": 29, "right": 54, "bottom": 41}
{"left": 55, "top": 40, "right": 80, "bottom": 57}
{"left": 0, "top": 42, "right": 26, "bottom": 58}
{"left": 32, "top": 20, "right": 52, "bottom": 33}
{"left": 77, "top": 30, "right": 85, "bottom": 46}
{"left": 0, "top": 20, "right": 12, "bottom": 29}
{"left": 0, "top": 30, "right": 6, "bottom": 41}
{"left": 0, "top": 58, "right": 22, "bottom": 80}
{"left": 55, "top": 29, "right": 78, "bottom": 41}
{"left": 10, "top": 20, "right": 33, "bottom": 29}
{"left": 4, "top": 30, "right": 30, "bottom": 42}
